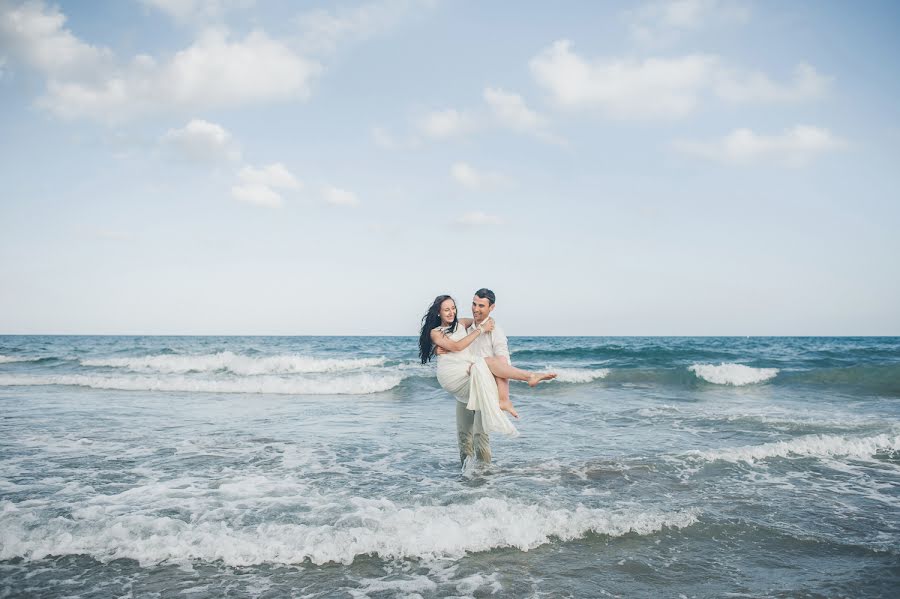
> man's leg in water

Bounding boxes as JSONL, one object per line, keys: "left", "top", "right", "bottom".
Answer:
{"left": 456, "top": 401, "right": 491, "bottom": 465}
{"left": 456, "top": 401, "right": 474, "bottom": 467}
{"left": 473, "top": 410, "right": 491, "bottom": 463}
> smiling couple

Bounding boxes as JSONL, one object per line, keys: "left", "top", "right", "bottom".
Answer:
{"left": 418, "top": 288, "right": 556, "bottom": 467}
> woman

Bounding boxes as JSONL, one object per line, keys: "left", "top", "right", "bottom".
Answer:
{"left": 418, "top": 295, "right": 556, "bottom": 436}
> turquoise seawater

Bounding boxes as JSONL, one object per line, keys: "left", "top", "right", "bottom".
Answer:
{"left": 1, "top": 336, "right": 899, "bottom": 598}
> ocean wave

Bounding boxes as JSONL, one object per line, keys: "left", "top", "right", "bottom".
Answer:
{"left": 688, "top": 363, "right": 779, "bottom": 386}
{"left": 0, "top": 497, "right": 698, "bottom": 566}
{"left": 0, "top": 355, "right": 38, "bottom": 364}
{"left": 511, "top": 344, "right": 726, "bottom": 362}
{"left": 782, "top": 364, "right": 900, "bottom": 396}
{"left": 0, "top": 373, "right": 404, "bottom": 395}
{"left": 550, "top": 367, "right": 610, "bottom": 383}
{"left": 687, "top": 433, "right": 900, "bottom": 465}
{"left": 80, "top": 352, "right": 387, "bottom": 375}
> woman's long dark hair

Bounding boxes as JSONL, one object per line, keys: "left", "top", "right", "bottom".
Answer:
{"left": 418, "top": 295, "right": 457, "bottom": 364}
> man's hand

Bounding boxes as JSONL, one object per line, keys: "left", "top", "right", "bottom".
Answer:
{"left": 435, "top": 346, "right": 449, "bottom": 355}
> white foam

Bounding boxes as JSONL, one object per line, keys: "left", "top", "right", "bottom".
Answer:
{"left": 688, "top": 433, "right": 900, "bottom": 465}
{"left": 0, "top": 355, "right": 35, "bottom": 364}
{"left": 352, "top": 575, "right": 437, "bottom": 597}
{"left": 689, "top": 363, "right": 779, "bottom": 385}
{"left": 0, "top": 497, "right": 698, "bottom": 566}
{"left": 0, "top": 373, "right": 404, "bottom": 395}
{"left": 81, "top": 352, "right": 387, "bottom": 375}
{"left": 636, "top": 405, "right": 684, "bottom": 417}
{"left": 550, "top": 367, "right": 610, "bottom": 384}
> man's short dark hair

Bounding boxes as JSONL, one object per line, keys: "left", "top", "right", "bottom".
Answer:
{"left": 474, "top": 288, "right": 496, "bottom": 305}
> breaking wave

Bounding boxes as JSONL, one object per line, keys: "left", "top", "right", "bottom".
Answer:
{"left": 0, "top": 355, "right": 38, "bottom": 364}
{"left": 551, "top": 367, "right": 610, "bottom": 383}
{"left": 0, "top": 497, "right": 698, "bottom": 566}
{"left": 0, "top": 373, "right": 404, "bottom": 395}
{"left": 689, "top": 363, "right": 779, "bottom": 386}
{"left": 81, "top": 352, "right": 386, "bottom": 375}
{"left": 687, "top": 433, "right": 900, "bottom": 465}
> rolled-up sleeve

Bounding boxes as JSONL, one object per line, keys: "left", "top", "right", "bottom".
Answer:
{"left": 492, "top": 325, "right": 511, "bottom": 363}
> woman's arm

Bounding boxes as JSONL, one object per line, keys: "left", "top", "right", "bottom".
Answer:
{"left": 458, "top": 317, "right": 474, "bottom": 329}
{"left": 430, "top": 319, "right": 494, "bottom": 353}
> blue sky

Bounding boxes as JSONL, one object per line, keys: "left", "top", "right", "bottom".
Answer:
{"left": 1, "top": 0, "right": 898, "bottom": 335}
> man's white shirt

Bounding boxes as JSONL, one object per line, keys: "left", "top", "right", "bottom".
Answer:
{"left": 466, "top": 321, "right": 510, "bottom": 363}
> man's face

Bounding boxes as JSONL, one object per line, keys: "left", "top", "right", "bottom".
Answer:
{"left": 471, "top": 296, "right": 495, "bottom": 324}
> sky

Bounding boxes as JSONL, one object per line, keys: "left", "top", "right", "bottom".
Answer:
{"left": 1, "top": 0, "right": 898, "bottom": 336}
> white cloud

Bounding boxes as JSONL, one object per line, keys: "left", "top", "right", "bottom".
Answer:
{"left": 231, "top": 163, "right": 301, "bottom": 208}
{"left": 231, "top": 183, "right": 283, "bottom": 207}
{"left": 714, "top": 62, "right": 831, "bottom": 103}
{"left": 1, "top": 2, "right": 321, "bottom": 121}
{"left": 628, "top": 0, "right": 750, "bottom": 46}
{"left": 161, "top": 119, "right": 241, "bottom": 163}
{"left": 387, "top": 89, "right": 562, "bottom": 148}
{"left": 296, "top": 0, "right": 436, "bottom": 54}
{"left": 322, "top": 185, "right": 359, "bottom": 207}
{"left": 530, "top": 40, "right": 717, "bottom": 119}
{"left": 482, "top": 86, "right": 565, "bottom": 145}
{"left": 484, "top": 87, "right": 544, "bottom": 131}
{"left": 417, "top": 108, "right": 478, "bottom": 139}
{"left": 455, "top": 211, "right": 503, "bottom": 226}
{"left": 451, "top": 162, "right": 509, "bottom": 190}
{"left": 45, "top": 28, "right": 321, "bottom": 121}
{"left": 671, "top": 125, "right": 844, "bottom": 167}
{"left": 141, "top": 0, "right": 255, "bottom": 25}
{"left": 238, "top": 163, "right": 301, "bottom": 189}
{"left": 530, "top": 40, "right": 830, "bottom": 120}
{"left": 0, "top": 0, "right": 113, "bottom": 78}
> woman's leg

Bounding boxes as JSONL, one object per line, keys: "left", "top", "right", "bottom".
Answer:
{"left": 496, "top": 376, "right": 510, "bottom": 406}
{"left": 493, "top": 374, "right": 517, "bottom": 418}
{"left": 484, "top": 356, "right": 556, "bottom": 387}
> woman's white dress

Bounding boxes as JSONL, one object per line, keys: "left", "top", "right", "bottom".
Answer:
{"left": 435, "top": 325, "right": 518, "bottom": 437}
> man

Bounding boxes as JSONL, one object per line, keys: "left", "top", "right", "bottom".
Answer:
{"left": 456, "top": 288, "right": 511, "bottom": 466}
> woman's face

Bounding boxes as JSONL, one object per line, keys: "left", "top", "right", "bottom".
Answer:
{"left": 439, "top": 298, "right": 457, "bottom": 326}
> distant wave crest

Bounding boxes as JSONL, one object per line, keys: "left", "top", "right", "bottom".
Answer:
{"left": 687, "top": 433, "right": 900, "bottom": 464}
{"left": 0, "top": 496, "right": 698, "bottom": 565}
{"left": 551, "top": 367, "right": 610, "bottom": 383}
{"left": 0, "top": 373, "right": 403, "bottom": 395}
{"left": 81, "top": 352, "right": 387, "bottom": 375}
{"left": 689, "top": 363, "right": 778, "bottom": 386}
{"left": 0, "top": 355, "right": 37, "bottom": 364}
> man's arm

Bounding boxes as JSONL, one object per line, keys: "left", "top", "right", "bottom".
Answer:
{"left": 430, "top": 320, "right": 493, "bottom": 354}
{"left": 435, "top": 319, "right": 492, "bottom": 355}
{"left": 491, "top": 323, "right": 511, "bottom": 364}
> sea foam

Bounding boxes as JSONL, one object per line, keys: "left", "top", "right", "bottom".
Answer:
{"left": 0, "top": 373, "right": 404, "bottom": 395}
{"left": 687, "top": 433, "right": 900, "bottom": 465}
{"left": 81, "top": 352, "right": 386, "bottom": 375}
{"left": 551, "top": 368, "right": 610, "bottom": 383}
{"left": 689, "top": 363, "right": 779, "bottom": 385}
{"left": 0, "top": 355, "right": 35, "bottom": 364}
{"left": 0, "top": 497, "right": 698, "bottom": 566}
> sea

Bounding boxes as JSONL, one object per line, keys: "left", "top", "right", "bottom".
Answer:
{"left": 1, "top": 335, "right": 898, "bottom": 598}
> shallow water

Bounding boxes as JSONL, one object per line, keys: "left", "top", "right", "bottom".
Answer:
{"left": 1, "top": 336, "right": 899, "bottom": 598}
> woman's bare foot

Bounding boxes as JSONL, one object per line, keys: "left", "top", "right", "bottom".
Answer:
{"left": 527, "top": 372, "right": 557, "bottom": 387}
{"left": 499, "top": 396, "right": 519, "bottom": 419}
